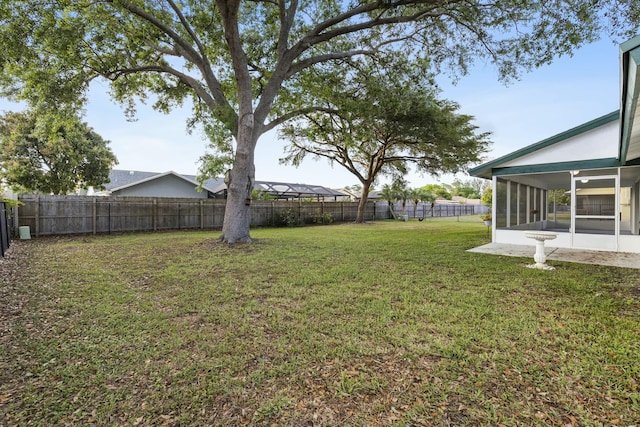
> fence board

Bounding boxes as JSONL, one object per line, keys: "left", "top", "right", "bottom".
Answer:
{"left": 16, "top": 195, "right": 485, "bottom": 237}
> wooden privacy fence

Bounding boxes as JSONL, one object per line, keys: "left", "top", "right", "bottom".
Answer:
{"left": 1, "top": 202, "right": 10, "bottom": 257}
{"left": 16, "top": 195, "right": 389, "bottom": 237}
{"left": 15, "top": 195, "right": 483, "bottom": 237}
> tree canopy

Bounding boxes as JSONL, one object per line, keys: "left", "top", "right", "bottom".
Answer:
{"left": 450, "top": 178, "right": 490, "bottom": 199}
{"left": 0, "top": 111, "right": 117, "bottom": 194}
{"left": 481, "top": 186, "right": 492, "bottom": 209}
{"left": 279, "top": 58, "right": 490, "bottom": 222}
{"left": 420, "top": 184, "right": 452, "bottom": 200}
{"left": 1, "top": 0, "right": 638, "bottom": 241}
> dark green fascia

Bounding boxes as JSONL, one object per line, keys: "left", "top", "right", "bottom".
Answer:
{"left": 491, "top": 158, "right": 621, "bottom": 177}
{"left": 469, "top": 111, "right": 620, "bottom": 179}
{"left": 619, "top": 34, "right": 640, "bottom": 56}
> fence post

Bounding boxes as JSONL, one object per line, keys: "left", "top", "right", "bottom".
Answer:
{"left": 271, "top": 201, "right": 275, "bottom": 226}
{"left": 153, "top": 198, "right": 157, "bottom": 231}
{"left": 92, "top": 198, "right": 97, "bottom": 235}
{"left": 211, "top": 199, "right": 217, "bottom": 228}
{"left": 35, "top": 194, "right": 40, "bottom": 238}
{"left": 200, "top": 199, "right": 204, "bottom": 229}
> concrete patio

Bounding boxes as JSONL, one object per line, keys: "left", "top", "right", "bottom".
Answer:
{"left": 468, "top": 243, "right": 640, "bottom": 269}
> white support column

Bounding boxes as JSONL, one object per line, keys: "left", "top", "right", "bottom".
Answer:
{"left": 506, "top": 180, "right": 511, "bottom": 228}
{"left": 491, "top": 175, "right": 497, "bottom": 242}
{"left": 570, "top": 172, "right": 576, "bottom": 248}
{"left": 516, "top": 183, "right": 521, "bottom": 226}
{"left": 633, "top": 181, "right": 640, "bottom": 235}
{"left": 616, "top": 168, "right": 621, "bottom": 251}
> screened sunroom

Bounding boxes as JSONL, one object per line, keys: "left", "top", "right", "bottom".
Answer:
{"left": 470, "top": 35, "right": 640, "bottom": 254}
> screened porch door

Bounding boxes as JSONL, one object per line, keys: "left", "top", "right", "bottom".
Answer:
{"left": 571, "top": 174, "right": 619, "bottom": 251}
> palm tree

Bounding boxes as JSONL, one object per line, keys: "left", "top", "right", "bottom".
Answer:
{"left": 397, "top": 186, "right": 412, "bottom": 216}
{"left": 379, "top": 183, "right": 398, "bottom": 219}
{"left": 411, "top": 188, "right": 436, "bottom": 218}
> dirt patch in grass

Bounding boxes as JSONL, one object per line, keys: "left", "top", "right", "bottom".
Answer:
{"left": 195, "top": 237, "right": 267, "bottom": 250}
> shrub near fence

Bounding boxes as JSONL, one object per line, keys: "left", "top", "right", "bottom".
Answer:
{"left": 16, "top": 195, "right": 484, "bottom": 237}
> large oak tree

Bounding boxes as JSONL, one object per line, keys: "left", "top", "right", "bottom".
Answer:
{"left": 1, "top": 0, "right": 638, "bottom": 242}
{"left": 279, "top": 58, "right": 490, "bottom": 222}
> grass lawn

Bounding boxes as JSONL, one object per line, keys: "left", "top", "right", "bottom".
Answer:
{"left": 1, "top": 217, "right": 639, "bottom": 426}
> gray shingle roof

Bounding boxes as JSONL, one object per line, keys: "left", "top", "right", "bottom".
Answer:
{"left": 105, "top": 170, "right": 223, "bottom": 192}
{"left": 104, "top": 170, "right": 346, "bottom": 199}
{"left": 104, "top": 170, "right": 159, "bottom": 190}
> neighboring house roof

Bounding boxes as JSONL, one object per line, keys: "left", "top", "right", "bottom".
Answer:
{"left": 368, "top": 190, "right": 382, "bottom": 200}
{"left": 105, "top": 170, "right": 223, "bottom": 194}
{"left": 103, "top": 170, "right": 347, "bottom": 200}
{"left": 104, "top": 170, "right": 160, "bottom": 190}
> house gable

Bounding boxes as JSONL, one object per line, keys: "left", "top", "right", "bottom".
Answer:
{"left": 470, "top": 111, "right": 620, "bottom": 179}
{"left": 111, "top": 172, "right": 208, "bottom": 198}
{"left": 501, "top": 117, "right": 619, "bottom": 167}
{"left": 101, "top": 170, "right": 225, "bottom": 198}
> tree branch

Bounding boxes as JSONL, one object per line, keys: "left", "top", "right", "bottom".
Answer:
{"left": 277, "top": 0, "right": 298, "bottom": 60}
{"left": 296, "top": 1, "right": 446, "bottom": 54}
{"left": 143, "top": 41, "right": 179, "bottom": 57}
{"left": 256, "top": 1, "right": 447, "bottom": 124}
{"left": 113, "top": 0, "right": 232, "bottom": 111}
{"left": 106, "top": 64, "right": 236, "bottom": 125}
{"left": 263, "top": 106, "right": 340, "bottom": 133}
{"left": 286, "top": 49, "right": 375, "bottom": 78}
{"left": 114, "top": 0, "right": 202, "bottom": 66}
{"left": 216, "top": 0, "right": 253, "bottom": 119}
{"left": 165, "top": 0, "right": 209, "bottom": 62}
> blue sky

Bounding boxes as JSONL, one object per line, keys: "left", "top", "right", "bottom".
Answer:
{"left": 0, "top": 37, "right": 624, "bottom": 189}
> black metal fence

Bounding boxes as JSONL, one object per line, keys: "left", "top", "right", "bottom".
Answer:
{"left": 1, "top": 202, "right": 10, "bottom": 257}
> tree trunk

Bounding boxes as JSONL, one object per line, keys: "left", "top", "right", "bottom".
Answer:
{"left": 355, "top": 181, "right": 373, "bottom": 223}
{"left": 219, "top": 114, "right": 258, "bottom": 244}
